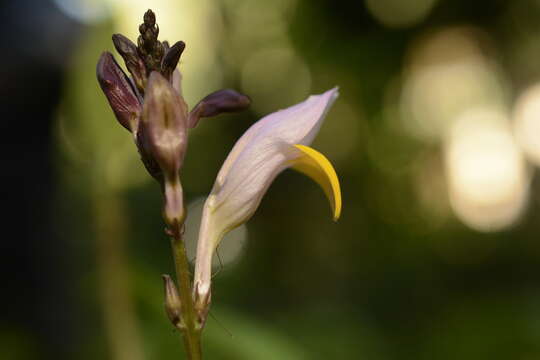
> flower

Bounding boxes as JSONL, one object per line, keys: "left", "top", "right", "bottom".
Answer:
{"left": 193, "top": 88, "right": 342, "bottom": 314}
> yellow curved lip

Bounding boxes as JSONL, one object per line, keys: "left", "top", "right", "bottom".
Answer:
{"left": 291, "top": 144, "right": 342, "bottom": 221}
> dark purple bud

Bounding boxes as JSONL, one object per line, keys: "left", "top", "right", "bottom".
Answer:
{"left": 136, "top": 9, "right": 164, "bottom": 73}
{"left": 144, "top": 9, "right": 156, "bottom": 27}
{"left": 112, "top": 33, "right": 137, "bottom": 58}
{"left": 188, "top": 89, "right": 251, "bottom": 128}
{"left": 137, "top": 71, "right": 188, "bottom": 181}
{"left": 161, "top": 41, "right": 185, "bottom": 80}
{"left": 112, "top": 34, "right": 147, "bottom": 94}
{"left": 96, "top": 52, "right": 142, "bottom": 132}
{"left": 137, "top": 72, "right": 188, "bottom": 225}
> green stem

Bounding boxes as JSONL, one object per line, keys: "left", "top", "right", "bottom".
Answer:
{"left": 170, "top": 226, "right": 202, "bottom": 360}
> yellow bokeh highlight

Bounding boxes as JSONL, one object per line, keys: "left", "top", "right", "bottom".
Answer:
{"left": 513, "top": 83, "right": 540, "bottom": 167}
{"left": 444, "top": 107, "right": 529, "bottom": 232}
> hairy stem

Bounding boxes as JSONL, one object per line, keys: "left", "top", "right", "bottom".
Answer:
{"left": 170, "top": 225, "right": 202, "bottom": 360}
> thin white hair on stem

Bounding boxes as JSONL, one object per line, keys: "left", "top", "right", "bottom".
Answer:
{"left": 209, "top": 311, "right": 234, "bottom": 338}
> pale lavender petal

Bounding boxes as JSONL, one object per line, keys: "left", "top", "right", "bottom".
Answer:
{"left": 213, "top": 88, "right": 339, "bottom": 210}
{"left": 193, "top": 88, "right": 338, "bottom": 300}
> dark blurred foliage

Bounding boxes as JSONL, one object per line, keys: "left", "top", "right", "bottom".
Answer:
{"left": 0, "top": 0, "right": 81, "bottom": 358}
{"left": 4, "top": 0, "right": 540, "bottom": 359}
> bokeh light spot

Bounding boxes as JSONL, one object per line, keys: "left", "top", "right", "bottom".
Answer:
{"left": 400, "top": 27, "right": 507, "bottom": 143}
{"left": 365, "top": 0, "right": 438, "bottom": 28}
{"left": 513, "top": 83, "right": 540, "bottom": 167}
{"left": 445, "top": 107, "right": 529, "bottom": 232}
{"left": 53, "top": 0, "right": 111, "bottom": 24}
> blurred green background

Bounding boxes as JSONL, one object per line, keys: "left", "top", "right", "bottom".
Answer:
{"left": 5, "top": 0, "right": 540, "bottom": 359}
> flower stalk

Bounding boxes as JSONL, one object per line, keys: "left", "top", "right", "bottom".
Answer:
{"left": 168, "top": 223, "right": 202, "bottom": 360}
{"left": 96, "top": 8, "right": 341, "bottom": 360}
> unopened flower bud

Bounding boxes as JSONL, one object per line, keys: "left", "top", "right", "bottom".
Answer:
{"left": 162, "top": 274, "right": 183, "bottom": 328}
{"left": 188, "top": 89, "right": 251, "bottom": 128}
{"left": 138, "top": 71, "right": 188, "bottom": 178}
{"left": 137, "top": 71, "right": 188, "bottom": 225}
{"left": 137, "top": 9, "right": 164, "bottom": 73}
{"left": 96, "top": 52, "right": 142, "bottom": 132}
{"left": 144, "top": 9, "right": 156, "bottom": 27}
{"left": 161, "top": 41, "right": 185, "bottom": 81}
{"left": 112, "top": 34, "right": 147, "bottom": 94}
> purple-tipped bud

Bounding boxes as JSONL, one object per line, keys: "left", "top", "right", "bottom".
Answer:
{"left": 112, "top": 34, "right": 147, "bottom": 94}
{"left": 138, "top": 71, "right": 188, "bottom": 179}
{"left": 188, "top": 89, "right": 251, "bottom": 128}
{"left": 162, "top": 274, "right": 183, "bottom": 328}
{"left": 161, "top": 41, "right": 185, "bottom": 81}
{"left": 137, "top": 9, "right": 163, "bottom": 73}
{"left": 137, "top": 72, "right": 188, "bottom": 225}
{"left": 112, "top": 33, "right": 137, "bottom": 56}
{"left": 96, "top": 52, "right": 142, "bottom": 132}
